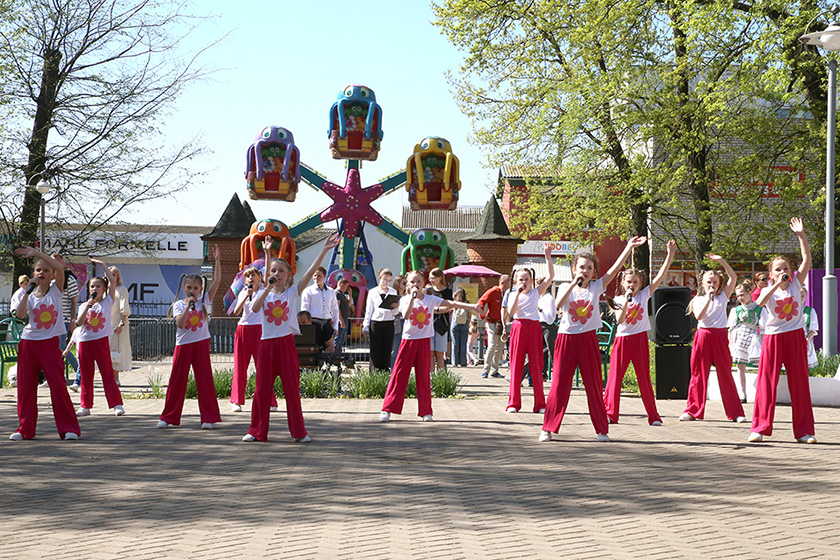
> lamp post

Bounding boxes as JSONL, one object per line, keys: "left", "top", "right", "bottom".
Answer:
{"left": 34, "top": 180, "right": 51, "bottom": 250}
{"left": 801, "top": 6, "right": 840, "bottom": 356}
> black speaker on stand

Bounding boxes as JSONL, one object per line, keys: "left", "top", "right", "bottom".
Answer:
{"left": 649, "top": 287, "right": 693, "bottom": 399}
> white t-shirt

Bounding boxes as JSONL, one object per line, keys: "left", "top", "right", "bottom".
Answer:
{"left": 10, "top": 287, "right": 25, "bottom": 313}
{"left": 258, "top": 288, "right": 301, "bottom": 340}
{"left": 511, "top": 289, "right": 540, "bottom": 321}
{"left": 237, "top": 288, "right": 264, "bottom": 326}
{"left": 21, "top": 284, "right": 66, "bottom": 341}
{"left": 557, "top": 279, "right": 604, "bottom": 335}
{"left": 77, "top": 294, "right": 114, "bottom": 342}
{"left": 615, "top": 286, "right": 651, "bottom": 337}
{"left": 538, "top": 292, "right": 557, "bottom": 324}
{"left": 694, "top": 292, "right": 728, "bottom": 329}
{"left": 172, "top": 294, "right": 211, "bottom": 346}
{"left": 401, "top": 294, "right": 442, "bottom": 340}
{"left": 761, "top": 276, "right": 806, "bottom": 335}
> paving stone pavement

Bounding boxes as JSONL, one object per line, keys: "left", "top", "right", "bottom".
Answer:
{"left": 2, "top": 362, "right": 840, "bottom": 559}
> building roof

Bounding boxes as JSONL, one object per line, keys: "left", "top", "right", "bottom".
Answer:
{"left": 242, "top": 200, "right": 257, "bottom": 224}
{"left": 203, "top": 193, "right": 253, "bottom": 239}
{"left": 400, "top": 205, "right": 484, "bottom": 231}
{"left": 498, "top": 164, "right": 561, "bottom": 181}
{"left": 461, "top": 197, "right": 523, "bottom": 243}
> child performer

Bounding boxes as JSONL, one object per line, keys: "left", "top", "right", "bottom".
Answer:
{"left": 231, "top": 268, "right": 276, "bottom": 412}
{"left": 505, "top": 244, "right": 554, "bottom": 413}
{"left": 801, "top": 287, "right": 819, "bottom": 370}
{"left": 242, "top": 233, "right": 340, "bottom": 442}
{"left": 157, "top": 245, "right": 222, "bottom": 429}
{"left": 540, "top": 236, "right": 646, "bottom": 442}
{"left": 680, "top": 255, "right": 747, "bottom": 423}
{"left": 749, "top": 218, "right": 816, "bottom": 443}
{"left": 604, "top": 239, "right": 677, "bottom": 426}
{"left": 10, "top": 247, "right": 80, "bottom": 440}
{"left": 380, "top": 270, "right": 478, "bottom": 422}
{"left": 727, "top": 282, "right": 762, "bottom": 403}
{"left": 75, "top": 258, "right": 124, "bottom": 417}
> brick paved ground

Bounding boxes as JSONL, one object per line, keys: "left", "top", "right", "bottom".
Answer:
{"left": 1, "top": 363, "right": 839, "bottom": 559}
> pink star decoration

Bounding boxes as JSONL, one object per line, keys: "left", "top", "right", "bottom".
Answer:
{"left": 319, "top": 168, "right": 385, "bottom": 238}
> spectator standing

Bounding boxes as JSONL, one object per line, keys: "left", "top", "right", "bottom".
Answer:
{"left": 334, "top": 278, "right": 355, "bottom": 354}
{"left": 390, "top": 275, "right": 407, "bottom": 367}
{"left": 477, "top": 275, "right": 510, "bottom": 379}
{"left": 363, "top": 268, "right": 399, "bottom": 370}
{"left": 450, "top": 288, "right": 471, "bottom": 367}
{"left": 52, "top": 254, "right": 80, "bottom": 387}
{"left": 429, "top": 268, "right": 452, "bottom": 371}
{"left": 10, "top": 275, "right": 29, "bottom": 315}
{"left": 537, "top": 278, "right": 558, "bottom": 380}
{"left": 108, "top": 266, "right": 132, "bottom": 385}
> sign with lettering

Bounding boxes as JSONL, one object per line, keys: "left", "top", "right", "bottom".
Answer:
{"left": 43, "top": 231, "right": 204, "bottom": 260}
{"left": 517, "top": 240, "right": 591, "bottom": 256}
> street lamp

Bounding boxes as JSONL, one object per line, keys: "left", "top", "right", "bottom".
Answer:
{"left": 801, "top": 6, "right": 840, "bottom": 356}
{"left": 33, "top": 179, "right": 51, "bottom": 250}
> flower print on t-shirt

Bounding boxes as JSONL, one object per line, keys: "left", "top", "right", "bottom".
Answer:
{"left": 774, "top": 296, "right": 799, "bottom": 322}
{"left": 410, "top": 304, "right": 431, "bottom": 328}
{"left": 85, "top": 310, "right": 106, "bottom": 333}
{"left": 625, "top": 302, "right": 644, "bottom": 326}
{"left": 33, "top": 303, "right": 58, "bottom": 330}
{"left": 185, "top": 309, "right": 204, "bottom": 332}
{"left": 265, "top": 299, "right": 290, "bottom": 326}
{"left": 568, "top": 299, "right": 593, "bottom": 324}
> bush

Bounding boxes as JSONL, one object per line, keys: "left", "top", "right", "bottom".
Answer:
{"left": 344, "top": 368, "right": 390, "bottom": 398}
{"left": 431, "top": 368, "right": 461, "bottom": 398}
{"left": 811, "top": 352, "right": 840, "bottom": 378}
{"left": 299, "top": 368, "right": 342, "bottom": 398}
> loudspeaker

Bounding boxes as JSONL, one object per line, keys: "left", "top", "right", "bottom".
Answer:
{"left": 655, "top": 344, "right": 690, "bottom": 399}
{"left": 650, "top": 287, "right": 693, "bottom": 344}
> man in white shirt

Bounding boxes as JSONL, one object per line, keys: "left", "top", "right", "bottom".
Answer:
{"left": 301, "top": 267, "right": 339, "bottom": 352}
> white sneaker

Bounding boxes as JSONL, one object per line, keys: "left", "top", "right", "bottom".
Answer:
{"left": 269, "top": 406, "right": 279, "bottom": 412}
{"left": 421, "top": 414, "right": 434, "bottom": 422}
{"left": 200, "top": 422, "right": 214, "bottom": 430}
{"left": 231, "top": 404, "right": 243, "bottom": 412}
{"left": 64, "top": 433, "right": 79, "bottom": 440}
{"left": 538, "top": 430, "right": 552, "bottom": 442}
{"left": 796, "top": 434, "right": 817, "bottom": 444}
{"left": 379, "top": 411, "right": 390, "bottom": 423}
{"left": 748, "top": 432, "right": 764, "bottom": 443}
{"left": 38, "top": 380, "right": 48, "bottom": 388}
{"left": 76, "top": 407, "right": 90, "bottom": 417}
{"left": 9, "top": 432, "right": 23, "bottom": 441}
{"left": 679, "top": 413, "right": 695, "bottom": 422}
{"left": 505, "top": 407, "right": 518, "bottom": 413}
{"left": 734, "top": 416, "right": 747, "bottom": 423}
{"left": 537, "top": 408, "right": 546, "bottom": 414}
{"left": 69, "top": 383, "right": 79, "bottom": 392}
{"left": 8, "top": 380, "right": 16, "bottom": 388}
{"left": 597, "top": 433, "right": 610, "bottom": 442}
{"left": 242, "top": 434, "right": 256, "bottom": 442}
{"left": 294, "top": 435, "right": 311, "bottom": 443}
{"left": 651, "top": 420, "right": 663, "bottom": 426}
{"left": 156, "top": 420, "right": 171, "bottom": 429}
{"left": 113, "top": 405, "right": 125, "bottom": 416}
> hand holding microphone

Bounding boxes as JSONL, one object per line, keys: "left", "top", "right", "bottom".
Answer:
{"left": 26, "top": 282, "right": 38, "bottom": 295}
{"left": 576, "top": 277, "right": 584, "bottom": 287}
{"left": 782, "top": 274, "right": 790, "bottom": 282}
{"left": 626, "top": 289, "right": 633, "bottom": 302}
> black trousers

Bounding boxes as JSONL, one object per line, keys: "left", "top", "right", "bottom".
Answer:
{"left": 311, "top": 318, "right": 335, "bottom": 350}
{"left": 370, "top": 320, "right": 395, "bottom": 371}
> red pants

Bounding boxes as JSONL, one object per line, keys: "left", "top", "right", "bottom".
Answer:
{"left": 159, "top": 338, "right": 221, "bottom": 425}
{"left": 543, "top": 331, "right": 608, "bottom": 435}
{"left": 751, "top": 329, "right": 815, "bottom": 438}
{"left": 15, "top": 337, "right": 80, "bottom": 439}
{"left": 507, "top": 319, "right": 546, "bottom": 412}
{"left": 604, "top": 332, "right": 660, "bottom": 424}
{"left": 248, "top": 335, "right": 306, "bottom": 440}
{"left": 231, "top": 324, "right": 276, "bottom": 408}
{"left": 382, "top": 338, "right": 432, "bottom": 417}
{"left": 684, "top": 328, "right": 745, "bottom": 420}
{"left": 78, "top": 337, "right": 123, "bottom": 410}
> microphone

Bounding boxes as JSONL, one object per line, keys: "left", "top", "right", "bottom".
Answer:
{"left": 268, "top": 277, "right": 276, "bottom": 284}
{"left": 627, "top": 293, "right": 633, "bottom": 302}
{"left": 190, "top": 296, "right": 196, "bottom": 310}
{"left": 576, "top": 278, "right": 583, "bottom": 287}
{"left": 518, "top": 287, "right": 524, "bottom": 293}
{"left": 247, "top": 283, "right": 254, "bottom": 301}
{"left": 26, "top": 282, "right": 38, "bottom": 295}
{"left": 782, "top": 274, "right": 790, "bottom": 282}
{"left": 90, "top": 291, "right": 98, "bottom": 301}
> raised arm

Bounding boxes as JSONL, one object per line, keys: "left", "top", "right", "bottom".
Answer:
{"left": 296, "top": 233, "right": 341, "bottom": 296}
{"left": 90, "top": 258, "right": 117, "bottom": 300}
{"left": 537, "top": 245, "right": 555, "bottom": 296}
{"left": 791, "top": 217, "right": 811, "bottom": 283}
{"left": 649, "top": 240, "right": 677, "bottom": 292}
{"left": 707, "top": 254, "right": 737, "bottom": 299}
{"left": 15, "top": 247, "right": 64, "bottom": 291}
{"left": 603, "top": 236, "right": 647, "bottom": 286}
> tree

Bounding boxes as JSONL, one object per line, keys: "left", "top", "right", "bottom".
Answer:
{"left": 0, "top": 0, "right": 215, "bottom": 290}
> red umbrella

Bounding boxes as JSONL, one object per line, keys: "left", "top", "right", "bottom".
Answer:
{"left": 443, "top": 265, "right": 502, "bottom": 278}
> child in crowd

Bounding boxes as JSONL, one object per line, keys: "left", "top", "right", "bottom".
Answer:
{"left": 603, "top": 239, "right": 676, "bottom": 426}
{"left": 506, "top": 245, "right": 554, "bottom": 413}
{"left": 379, "top": 270, "right": 478, "bottom": 423}
{"left": 75, "top": 258, "right": 124, "bottom": 417}
{"left": 680, "top": 255, "right": 747, "bottom": 423}
{"left": 727, "top": 282, "right": 762, "bottom": 403}
{"left": 428, "top": 268, "right": 453, "bottom": 372}
{"left": 9, "top": 274, "right": 29, "bottom": 314}
{"left": 801, "top": 288, "right": 819, "bottom": 370}
{"left": 157, "top": 245, "right": 222, "bottom": 430}
{"left": 10, "top": 247, "right": 80, "bottom": 440}
{"left": 466, "top": 316, "right": 479, "bottom": 366}
{"left": 751, "top": 272, "right": 768, "bottom": 301}
{"left": 750, "top": 218, "right": 816, "bottom": 443}
{"left": 243, "top": 233, "right": 340, "bottom": 442}
{"left": 540, "top": 237, "right": 647, "bottom": 442}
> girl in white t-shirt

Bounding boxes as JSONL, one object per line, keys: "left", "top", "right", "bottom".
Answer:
{"left": 505, "top": 244, "right": 554, "bottom": 414}
{"left": 680, "top": 255, "right": 747, "bottom": 423}
{"left": 10, "top": 247, "right": 80, "bottom": 441}
{"left": 75, "top": 258, "right": 124, "bottom": 417}
{"left": 749, "top": 218, "right": 816, "bottom": 444}
{"left": 242, "top": 233, "right": 340, "bottom": 442}
{"left": 158, "top": 245, "right": 222, "bottom": 430}
{"left": 604, "top": 239, "right": 676, "bottom": 426}
{"left": 540, "top": 236, "right": 646, "bottom": 443}
{"left": 727, "top": 283, "right": 762, "bottom": 402}
{"left": 379, "top": 270, "right": 478, "bottom": 423}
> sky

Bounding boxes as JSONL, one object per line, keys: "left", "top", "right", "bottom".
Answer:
{"left": 147, "top": 1, "right": 498, "bottom": 229}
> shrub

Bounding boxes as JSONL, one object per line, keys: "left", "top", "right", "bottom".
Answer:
{"left": 299, "top": 368, "right": 342, "bottom": 398}
{"left": 431, "top": 368, "right": 461, "bottom": 398}
{"left": 344, "top": 368, "right": 390, "bottom": 398}
{"left": 811, "top": 352, "right": 840, "bottom": 378}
